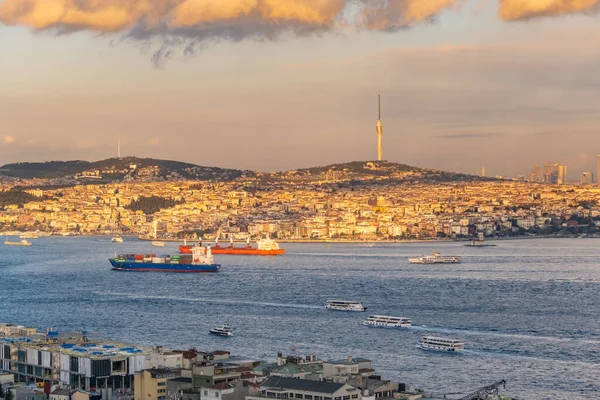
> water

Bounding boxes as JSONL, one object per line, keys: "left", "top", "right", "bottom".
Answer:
{"left": 1, "top": 237, "right": 599, "bottom": 399}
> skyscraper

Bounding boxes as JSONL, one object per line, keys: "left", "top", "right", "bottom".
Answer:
{"left": 596, "top": 155, "right": 600, "bottom": 184}
{"left": 376, "top": 94, "right": 383, "bottom": 161}
{"left": 581, "top": 172, "right": 593, "bottom": 185}
{"left": 481, "top": 167, "right": 485, "bottom": 177}
{"left": 543, "top": 163, "right": 568, "bottom": 184}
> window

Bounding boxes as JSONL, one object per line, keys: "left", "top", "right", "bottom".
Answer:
{"left": 343, "top": 396, "right": 350, "bottom": 400}
{"left": 157, "top": 382, "right": 166, "bottom": 387}
{"left": 305, "top": 396, "right": 313, "bottom": 400}
{"left": 295, "top": 394, "right": 303, "bottom": 399}
{"left": 204, "top": 391, "right": 208, "bottom": 396}
{"left": 158, "top": 389, "right": 166, "bottom": 394}
{"left": 216, "top": 393, "right": 219, "bottom": 398}
{"left": 351, "top": 396, "right": 358, "bottom": 399}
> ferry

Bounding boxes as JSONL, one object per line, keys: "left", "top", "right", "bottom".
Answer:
{"left": 4, "top": 239, "right": 32, "bottom": 246}
{"left": 419, "top": 336, "right": 464, "bottom": 352}
{"left": 180, "top": 236, "right": 285, "bottom": 256}
{"left": 408, "top": 250, "right": 461, "bottom": 264}
{"left": 326, "top": 300, "right": 367, "bottom": 312}
{"left": 361, "top": 315, "right": 411, "bottom": 328}
{"left": 152, "top": 241, "right": 165, "bottom": 247}
{"left": 111, "top": 237, "right": 123, "bottom": 243}
{"left": 109, "top": 245, "right": 220, "bottom": 273}
{"left": 209, "top": 325, "right": 233, "bottom": 337}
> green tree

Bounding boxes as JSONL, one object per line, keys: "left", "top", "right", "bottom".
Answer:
{"left": 0, "top": 384, "right": 5, "bottom": 398}
{"left": 5, "top": 388, "right": 13, "bottom": 400}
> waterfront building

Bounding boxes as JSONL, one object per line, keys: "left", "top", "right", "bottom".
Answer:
{"left": 0, "top": 328, "right": 151, "bottom": 392}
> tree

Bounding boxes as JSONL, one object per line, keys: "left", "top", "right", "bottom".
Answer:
{"left": 5, "top": 388, "right": 13, "bottom": 400}
{"left": 0, "top": 384, "right": 5, "bottom": 398}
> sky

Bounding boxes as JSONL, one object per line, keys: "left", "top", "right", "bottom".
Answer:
{"left": 1, "top": 0, "right": 600, "bottom": 179}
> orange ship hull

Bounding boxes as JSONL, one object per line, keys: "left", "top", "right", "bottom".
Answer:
{"left": 179, "top": 245, "right": 285, "bottom": 255}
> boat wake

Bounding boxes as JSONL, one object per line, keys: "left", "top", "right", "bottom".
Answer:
{"left": 93, "top": 292, "right": 323, "bottom": 310}
{"left": 410, "top": 325, "right": 600, "bottom": 345}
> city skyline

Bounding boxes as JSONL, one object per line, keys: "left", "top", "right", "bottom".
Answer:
{"left": 1, "top": 1, "right": 600, "bottom": 176}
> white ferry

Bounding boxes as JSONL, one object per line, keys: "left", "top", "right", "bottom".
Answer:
{"left": 419, "top": 336, "right": 464, "bottom": 352}
{"left": 408, "top": 250, "right": 461, "bottom": 264}
{"left": 111, "top": 237, "right": 123, "bottom": 243}
{"left": 209, "top": 325, "right": 233, "bottom": 337}
{"left": 361, "top": 315, "right": 411, "bottom": 328}
{"left": 152, "top": 241, "right": 165, "bottom": 247}
{"left": 326, "top": 300, "right": 367, "bottom": 312}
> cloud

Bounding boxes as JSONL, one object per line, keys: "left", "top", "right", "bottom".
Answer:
{"left": 433, "top": 133, "right": 504, "bottom": 139}
{"left": 2, "top": 136, "right": 16, "bottom": 144}
{"left": 500, "top": 0, "right": 600, "bottom": 21}
{"left": 1, "top": 0, "right": 600, "bottom": 66}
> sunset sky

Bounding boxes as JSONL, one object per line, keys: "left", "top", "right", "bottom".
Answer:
{"left": 1, "top": 0, "right": 600, "bottom": 178}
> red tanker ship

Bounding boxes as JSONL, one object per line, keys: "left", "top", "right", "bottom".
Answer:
{"left": 179, "top": 237, "right": 285, "bottom": 256}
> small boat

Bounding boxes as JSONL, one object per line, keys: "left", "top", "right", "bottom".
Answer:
{"left": 361, "top": 315, "right": 411, "bottom": 328}
{"left": 152, "top": 241, "right": 165, "bottom": 247}
{"left": 408, "top": 250, "right": 461, "bottom": 264}
{"left": 111, "top": 237, "right": 124, "bottom": 243}
{"left": 419, "top": 336, "right": 464, "bottom": 352}
{"left": 326, "top": 300, "right": 367, "bottom": 312}
{"left": 4, "top": 239, "right": 32, "bottom": 246}
{"left": 209, "top": 325, "right": 233, "bottom": 337}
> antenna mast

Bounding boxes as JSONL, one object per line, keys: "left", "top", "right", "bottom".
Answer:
{"left": 376, "top": 93, "right": 383, "bottom": 161}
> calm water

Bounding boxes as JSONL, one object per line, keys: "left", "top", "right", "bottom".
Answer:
{"left": 1, "top": 237, "right": 599, "bottom": 399}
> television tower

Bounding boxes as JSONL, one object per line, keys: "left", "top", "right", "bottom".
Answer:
{"left": 376, "top": 94, "right": 383, "bottom": 161}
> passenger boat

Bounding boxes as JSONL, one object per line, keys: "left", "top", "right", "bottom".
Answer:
{"left": 111, "top": 237, "right": 123, "bottom": 243}
{"left": 179, "top": 236, "right": 285, "bottom": 256}
{"left": 326, "top": 300, "right": 367, "bottom": 312}
{"left": 361, "top": 315, "right": 411, "bottom": 328}
{"left": 109, "top": 245, "right": 221, "bottom": 273}
{"left": 209, "top": 325, "right": 233, "bottom": 337}
{"left": 152, "top": 241, "right": 165, "bottom": 247}
{"left": 419, "top": 336, "right": 464, "bottom": 352}
{"left": 4, "top": 239, "right": 32, "bottom": 246}
{"left": 408, "top": 250, "right": 461, "bottom": 264}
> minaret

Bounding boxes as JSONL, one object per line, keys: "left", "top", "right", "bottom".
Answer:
{"left": 376, "top": 94, "right": 383, "bottom": 161}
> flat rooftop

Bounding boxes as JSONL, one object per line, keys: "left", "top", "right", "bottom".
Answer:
{"left": 1, "top": 334, "right": 151, "bottom": 359}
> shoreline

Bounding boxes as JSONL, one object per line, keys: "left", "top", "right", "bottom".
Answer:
{"left": 1, "top": 233, "right": 595, "bottom": 244}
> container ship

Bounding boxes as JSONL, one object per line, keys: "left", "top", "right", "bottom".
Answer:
{"left": 109, "top": 245, "right": 220, "bottom": 273}
{"left": 179, "top": 237, "right": 285, "bottom": 256}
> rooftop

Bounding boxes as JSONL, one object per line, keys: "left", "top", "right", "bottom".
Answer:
{"left": 261, "top": 377, "right": 349, "bottom": 394}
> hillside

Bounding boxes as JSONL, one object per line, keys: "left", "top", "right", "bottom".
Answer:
{"left": 0, "top": 157, "right": 253, "bottom": 182}
{"left": 266, "top": 161, "right": 492, "bottom": 184}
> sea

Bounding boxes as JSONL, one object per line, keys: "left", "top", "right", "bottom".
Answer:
{"left": 1, "top": 237, "right": 599, "bottom": 399}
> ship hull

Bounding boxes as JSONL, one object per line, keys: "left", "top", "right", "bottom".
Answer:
{"left": 109, "top": 259, "right": 220, "bottom": 273}
{"left": 179, "top": 245, "right": 285, "bottom": 255}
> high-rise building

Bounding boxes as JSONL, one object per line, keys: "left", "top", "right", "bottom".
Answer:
{"left": 376, "top": 94, "right": 383, "bottom": 161}
{"left": 596, "top": 155, "right": 600, "bottom": 184}
{"left": 481, "top": 167, "right": 485, "bottom": 177}
{"left": 543, "top": 163, "right": 568, "bottom": 184}
{"left": 581, "top": 172, "right": 594, "bottom": 185}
